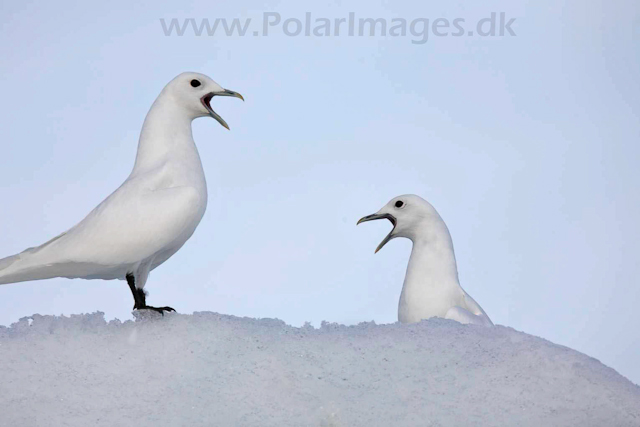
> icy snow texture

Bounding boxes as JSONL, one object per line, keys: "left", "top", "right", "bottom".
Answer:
{"left": 1, "top": 312, "right": 638, "bottom": 427}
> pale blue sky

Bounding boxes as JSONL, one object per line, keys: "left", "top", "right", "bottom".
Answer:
{"left": 1, "top": 0, "right": 639, "bottom": 384}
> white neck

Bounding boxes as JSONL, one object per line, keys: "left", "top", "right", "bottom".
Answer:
{"left": 398, "top": 220, "right": 464, "bottom": 323}
{"left": 132, "top": 94, "right": 200, "bottom": 174}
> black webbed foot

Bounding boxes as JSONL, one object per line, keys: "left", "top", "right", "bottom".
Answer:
{"left": 126, "top": 273, "right": 176, "bottom": 316}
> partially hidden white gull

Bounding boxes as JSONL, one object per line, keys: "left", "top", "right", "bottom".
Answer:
{"left": 358, "top": 195, "right": 493, "bottom": 326}
{"left": 0, "top": 72, "right": 244, "bottom": 313}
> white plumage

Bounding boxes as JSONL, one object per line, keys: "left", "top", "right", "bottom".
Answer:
{"left": 358, "top": 194, "right": 493, "bottom": 326}
{"left": 0, "top": 72, "right": 243, "bottom": 313}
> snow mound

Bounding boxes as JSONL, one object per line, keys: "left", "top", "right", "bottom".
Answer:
{"left": 1, "top": 312, "right": 638, "bottom": 427}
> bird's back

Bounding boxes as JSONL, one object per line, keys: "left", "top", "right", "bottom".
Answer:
{"left": 0, "top": 161, "right": 207, "bottom": 284}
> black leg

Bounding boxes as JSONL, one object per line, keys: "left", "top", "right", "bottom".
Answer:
{"left": 126, "top": 273, "right": 143, "bottom": 308}
{"left": 126, "top": 273, "right": 175, "bottom": 315}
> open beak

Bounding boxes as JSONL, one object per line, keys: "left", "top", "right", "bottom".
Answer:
{"left": 201, "top": 89, "right": 244, "bottom": 130}
{"left": 357, "top": 213, "right": 397, "bottom": 253}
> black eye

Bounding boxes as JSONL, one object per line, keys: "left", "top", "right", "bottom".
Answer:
{"left": 190, "top": 79, "right": 201, "bottom": 88}
{"left": 395, "top": 200, "right": 404, "bottom": 208}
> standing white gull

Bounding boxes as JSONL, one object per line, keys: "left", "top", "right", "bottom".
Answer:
{"left": 0, "top": 72, "right": 244, "bottom": 313}
{"left": 358, "top": 195, "right": 493, "bottom": 326}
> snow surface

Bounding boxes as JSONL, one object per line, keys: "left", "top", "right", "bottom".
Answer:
{"left": 1, "top": 312, "right": 638, "bottom": 427}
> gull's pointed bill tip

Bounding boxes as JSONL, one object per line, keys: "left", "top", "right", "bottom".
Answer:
{"left": 223, "top": 89, "right": 244, "bottom": 102}
{"left": 357, "top": 214, "right": 374, "bottom": 226}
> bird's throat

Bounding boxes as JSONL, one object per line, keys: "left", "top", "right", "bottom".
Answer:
{"left": 398, "top": 237, "right": 462, "bottom": 322}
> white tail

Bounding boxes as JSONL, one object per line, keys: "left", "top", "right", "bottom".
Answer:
{"left": 0, "top": 248, "right": 53, "bottom": 285}
{"left": 0, "top": 232, "right": 68, "bottom": 285}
